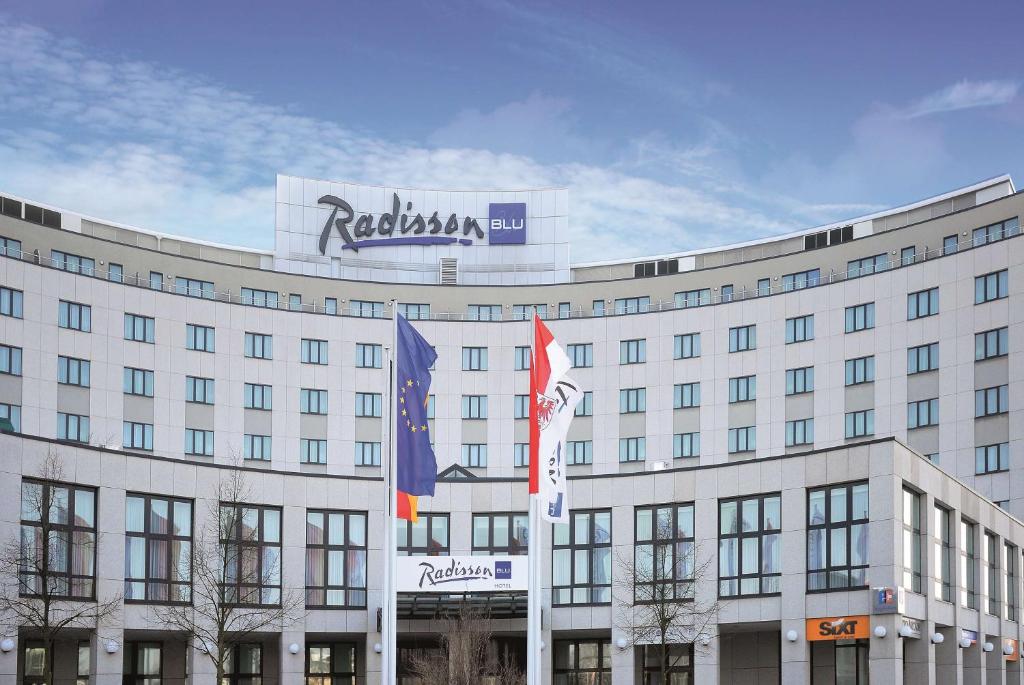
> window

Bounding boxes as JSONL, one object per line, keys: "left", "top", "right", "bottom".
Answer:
{"left": 718, "top": 494, "right": 781, "bottom": 597}
{"left": 847, "top": 254, "right": 888, "bottom": 277}
{"left": 907, "top": 287, "right": 939, "bottom": 320}
{"left": 244, "top": 383, "right": 272, "bottom": 410}
{"left": 124, "top": 314, "right": 155, "bottom": 343}
{"left": 462, "top": 346, "right": 488, "bottom": 371}
{"left": 514, "top": 443, "right": 529, "bottom": 467}
{"left": 19, "top": 479, "right": 97, "bottom": 598}
{"left": 567, "top": 440, "right": 593, "bottom": 465}
{"left": 355, "top": 392, "right": 382, "bottom": 418}
{"left": 934, "top": 505, "right": 952, "bottom": 602}
{"left": 907, "top": 398, "right": 939, "bottom": 429}
{"left": 902, "top": 488, "right": 922, "bottom": 593}
{"left": 553, "top": 510, "right": 611, "bottom": 604}
{"left": 619, "top": 388, "right": 646, "bottom": 414}
{"left": 302, "top": 339, "right": 328, "bottom": 365}
{"left": 349, "top": 300, "right": 384, "bottom": 318}
{"left": 222, "top": 644, "right": 263, "bottom": 685}
{"left": 185, "top": 376, "right": 214, "bottom": 404}
{"left": 781, "top": 268, "right": 820, "bottom": 291}
{"left": 1, "top": 402, "right": 22, "bottom": 431}
{"left": 123, "top": 368, "right": 155, "bottom": 397}
{"left": 57, "top": 412, "right": 89, "bottom": 443}
{"left": 244, "top": 435, "right": 272, "bottom": 461}
{"left": 943, "top": 234, "right": 959, "bottom": 254}
{"left": 757, "top": 278, "right": 770, "bottom": 296}
{"left": 975, "top": 270, "right": 1008, "bottom": 304}
{"left": 674, "top": 383, "right": 700, "bottom": 408}
{"left": 240, "top": 287, "right": 278, "bottom": 308}
{"left": 355, "top": 343, "right": 382, "bottom": 368}
{"left": 962, "top": 520, "right": 977, "bottom": 609}
{"left": 973, "top": 217, "right": 1020, "bottom": 245}
{"left": 553, "top": 641, "right": 611, "bottom": 683}
{"left": 0, "top": 286, "right": 23, "bottom": 318}
{"left": 976, "top": 443, "right": 1009, "bottom": 474}
{"left": 512, "top": 304, "right": 546, "bottom": 320}
{"left": 302, "top": 439, "right": 328, "bottom": 464}
{"left": 58, "top": 300, "right": 91, "bottom": 332}
{"left": 785, "top": 314, "right": 814, "bottom": 343}
{"left": 123, "top": 642, "right": 162, "bottom": 685}
{"left": 51, "top": 250, "right": 95, "bottom": 275}
{"left": 107, "top": 263, "right": 123, "bottom": 283}
{"left": 305, "top": 644, "right": 357, "bottom": 685}
{"left": 559, "top": 302, "right": 571, "bottom": 319}
{"left": 728, "top": 376, "right": 756, "bottom": 403}
{"left": 300, "top": 389, "right": 328, "bottom": 414}
{"left": 675, "top": 288, "right": 710, "bottom": 308}
{"left": 674, "top": 333, "right": 700, "bottom": 359}
{"left": 844, "top": 302, "right": 875, "bottom": 332}
{"left": 244, "top": 332, "right": 272, "bottom": 359}
{"left": 220, "top": 504, "right": 282, "bottom": 605}
{"left": 0, "top": 344, "right": 22, "bottom": 375}
{"left": 845, "top": 356, "right": 875, "bottom": 385}
{"left": 467, "top": 304, "right": 501, "bottom": 321}
{"left": 123, "top": 422, "right": 154, "bottom": 450}
{"left": 785, "top": 419, "right": 814, "bottom": 447}
{"left": 976, "top": 327, "right": 1008, "bottom": 360}
{"left": 186, "top": 324, "right": 215, "bottom": 352}
{"left": 149, "top": 272, "right": 163, "bottom": 290}
{"left": 567, "top": 343, "right": 593, "bottom": 368}
{"left": 1006, "top": 543, "right": 1018, "bottom": 622}
{"left": 901, "top": 246, "right": 916, "bottom": 265}
{"left": 674, "top": 432, "right": 700, "bottom": 458}
{"left": 184, "top": 428, "right": 214, "bottom": 456}
{"left": 635, "top": 503, "right": 694, "bottom": 602}
{"left": 461, "top": 395, "right": 487, "bottom": 419}
{"left": 574, "top": 391, "right": 593, "bottom": 417}
{"left": 620, "top": 339, "right": 646, "bottom": 364}
{"left": 305, "top": 510, "right": 367, "bottom": 608}
{"left": 58, "top": 356, "right": 90, "bottom": 387}
{"left": 514, "top": 394, "right": 529, "bottom": 420}
{"left": 786, "top": 367, "right": 814, "bottom": 395}
{"left": 397, "top": 513, "right": 449, "bottom": 555}
{"left": 728, "top": 427, "right": 756, "bottom": 453}
{"left": 985, "top": 532, "right": 1000, "bottom": 615}
{"left": 175, "top": 277, "right": 214, "bottom": 299}
{"left": 728, "top": 325, "right": 756, "bottom": 352}
{"left": 0, "top": 236, "right": 21, "bottom": 257}
{"left": 807, "top": 482, "right": 869, "bottom": 591}
{"left": 844, "top": 410, "right": 874, "bottom": 438}
{"left": 908, "top": 343, "right": 939, "bottom": 374}
{"left": 619, "top": 437, "right": 646, "bottom": 462}
{"left": 289, "top": 294, "right": 302, "bottom": 311}
{"left": 472, "top": 513, "right": 529, "bottom": 555}
{"left": 592, "top": 299, "right": 606, "bottom": 317}
{"left": 355, "top": 441, "right": 380, "bottom": 467}
{"left": 975, "top": 385, "right": 1009, "bottom": 417}
{"left": 721, "top": 284, "right": 734, "bottom": 302}
{"left": 514, "top": 346, "right": 531, "bottom": 371}
{"left": 398, "top": 303, "right": 430, "bottom": 320}
{"left": 124, "top": 494, "right": 192, "bottom": 603}
{"left": 615, "top": 296, "right": 650, "bottom": 314}
{"left": 325, "top": 297, "right": 338, "bottom": 315}
{"left": 462, "top": 444, "right": 487, "bottom": 468}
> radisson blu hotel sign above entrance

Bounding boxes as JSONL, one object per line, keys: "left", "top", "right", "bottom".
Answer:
{"left": 273, "top": 174, "right": 570, "bottom": 285}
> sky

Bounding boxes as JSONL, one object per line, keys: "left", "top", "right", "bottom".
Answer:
{"left": 0, "top": 0, "right": 1021, "bottom": 261}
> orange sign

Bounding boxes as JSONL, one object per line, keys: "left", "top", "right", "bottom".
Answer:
{"left": 1005, "top": 639, "right": 1019, "bottom": 662}
{"left": 806, "top": 615, "right": 871, "bottom": 641}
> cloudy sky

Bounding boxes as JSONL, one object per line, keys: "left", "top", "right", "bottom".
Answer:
{"left": 0, "top": 0, "right": 1021, "bottom": 261}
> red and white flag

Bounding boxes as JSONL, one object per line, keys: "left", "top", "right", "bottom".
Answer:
{"left": 529, "top": 315, "right": 583, "bottom": 523}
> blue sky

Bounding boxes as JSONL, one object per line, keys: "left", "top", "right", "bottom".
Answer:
{"left": 0, "top": 0, "right": 1021, "bottom": 261}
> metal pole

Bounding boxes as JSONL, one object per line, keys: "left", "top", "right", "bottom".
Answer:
{"left": 527, "top": 314, "right": 543, "bottom": 685}
{"left": 381, "top": 302, "right": 400, "bottom": 685}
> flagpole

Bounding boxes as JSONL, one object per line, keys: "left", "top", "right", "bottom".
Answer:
{"left": 381, "top": 300, "right": 400, "bottom": 685}
{"left": 527, "top": 315, "right": 542, "bottom": 685}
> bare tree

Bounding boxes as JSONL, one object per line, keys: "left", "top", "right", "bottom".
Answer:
{"left": 154, "top": 464, "right": 303, "bottom": 682}
{"left": 0, "top": 451, "right": 122, "bottom": 685}
{"left": 614, "top": 514, "right": 721, "bottom": 685}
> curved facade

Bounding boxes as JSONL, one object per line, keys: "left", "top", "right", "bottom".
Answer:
{"left": 0, "top": 174, "right": 1023, "bottom": 684}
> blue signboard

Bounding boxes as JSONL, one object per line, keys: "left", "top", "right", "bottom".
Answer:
{"left": 488, "top": 203, "right": 527, "bottom": 245}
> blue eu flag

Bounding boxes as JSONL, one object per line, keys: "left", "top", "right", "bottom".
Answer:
{"left": 395, "top": 314, "right": 438, "bottom": 521}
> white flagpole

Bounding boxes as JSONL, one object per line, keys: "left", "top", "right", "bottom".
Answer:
{"left": 381, "top": 300, "right": 400, "bottom": 685}
{"left": 527, "top": 316, "right": 543, "bottom": 685}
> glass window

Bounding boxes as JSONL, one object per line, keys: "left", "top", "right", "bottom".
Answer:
{"left": 240, "top": 287, "right": 279, "bottom": 308}
{"left": 975, "top": 270, "right": 1008, "bottom": 304}
{"left": 305, "top": 643, "right": 357, "bottom": 685}
{"left": 349, "top": 300, "right": 384, "bottom": 318}
{"left": 615, "top": 297, "right": 650, "bottom": 314}
{"left": 552, "top": 510, "right": 612, "bottom": 604}
{"left": 107, "top": 263, "right": 123, "bottom": 283}
{"left": 57, "top": 412, "right": 90, "bottom": 443}
{"left": 300, "top": 389, "right": 328, "bottom": 415}
{"left": 553, "top": 640, "right": 611, "bottom": 683}
{"left": 718, "top": 494, "right": 781, "bottom": 596}
{"left": 123, "top": 368, "right": 155, "bottom": 397}
{"left": 398, "top": 303, "right": 430, "bottom": 320}
{"left": 847, "top": 254, "right": 888, "bottom": 277}
{"left": 620, "top": 339, "right": 646, "bottom": 364}
{"left": 355, "top": 343, "right": 382, "bottom": 368}
{"left": 123, "top": 422, "right": 154, "bottom": 450}
{"left": 574, "top": 392, "right": 593, "bottom": 417}
{"left": 674, "top": 333, "right": 700, "bottom": 359}
{"left": 462, "top": 347, "right": 488, "bottom": 371}
{"left": 675, "top": 289, "right": 710, "bottom": 308}
{"left": 907, "top": 287, "right": 939, "bottom": 320}
{"left": 0, "top": 402, "right": 22, "bottom": 432}
{"left": 1006, "top": 543, "right": 1018, "bottom": 622}
{"left": 619, "top": 388, "right": 646, "bottom": 414}
{"left": 301, "top": 339, "right": 329, "bottom": 365}
{"left": 975, "top": 327, "right": 1008, "bottom": 361}
{"left": 461, "top": 444, "right": 487, "bottom": 468}
{"left": 635, "top": 503, "right": 695, "bottom": 602}
{"left": 325, "top": 298, "right": 338, "bottom": 315}
{"left": 184, "top": 428, "right": 214, "bottom": 457}
{"left": 222, "top": 644, "right": 263, "bottom": 685}
{"left": 0, "top": 344, "right": 22, "bottom": 376}
{"left": 301, "top": 439, "right": 328, "bottom": 464}
{"left": 902, "top": 488, "right": 922, "bottom": 593}
{"left": 514, "top": 346, "right": 531, "bottom": 371}
{"left": 844, "top": 303, "right": 875, "bottom": 333}
{"left": 985, "top": 532, "right": 1000, "bottom": 616}
{"left": 514, "top": 442, "right": 529, "bottom": 467}
{"left": 908, "top": 343, "right": 939, "bottom": 374}
{"left": 807, "top": 482, "right": 869, "bottom": 591}
{"left": 0, "top": 286, "right": 23, "bottom": 318}
{"left": 728, "top": 427, "right": 755, "bottom": 453}
{"left": 20, "top": 480, "right": 97, "bottom": 599}
{"left": 943, "top": 234, "right": 959, "bottom": 254}
{"left": 786, "top": 367, "right": 814, "bottom": 395}
{"left": 461, "top": 395, "right": 487, "bottom": 420}
{"left": 592, "top": 300, "right": 605, "bottom": 317}
{"left": 244, "top": 332, "right": 272, "bottom": 359}
{"left": 844, "top": 356, "right": 875, "bottom": 386}
{"left": 124, "top": 314, "right": 155, "bottom": 343}
{"left": 673, "top": 433, "right": 700, "bottom": 459}
{"left": 58, "top": 300, "right": 91, "bottom": 332}
{"left": 619, "top": 437, "right": 646, "bottom": 462}
{"left": 354, "top": 442, "right": 380, "bottom": 467}
{"left": 244, "top": 383, "right": 272, "bottom": 410}
{"left": 728, "top": 325, "right": 756, "bottom": 352}
{"left": 51, "top": 250, "right": 95, "bottom": 275}
{"left": 175, "top": 277, "right": 214, "bottom": 299}
{"left": 472, "top": 513, "right": 529, "bottom": 555}
{"left": 975, "top": 385, "right": 1009, "bottom": 417}
{"left": 934, "top": 505, "right": 952, "bottom": 602}
{"left": 467, "top": 304, "right": 501, "bottom": 321}
{"left": 58, "top": 356, "right": 91, "bottom": 388}
{"left": 567, "top": 343, "right": 593, "bottom": 368}
{"left": 844, "top": 410, "right": 874, "bottom": 439}
{"left": 123, "top": 642, "right": 162, "bottom": 685}
{"left": 674, "top": 383, "right": 700, "bottom": 409}
{"left": 220, "top": 504, "right": 282, "bottom": 605}
{"left": 781, "top": 269, "right": 820, "bottom": 291}
{"left": 149, "top": 272, "right": 163, "bottom": 290}
{"left": 124, "top": 494, "right": 192, "bottom": 603}
{"left": 728, "top": 376, "right": 756, "bottom": 403}
{"left": 785, "top": 314, "right": 814, "bottom": 343}
{"left": 397, "top": 513, "right": 449, "bottom": 555}
{"left": 907, "top": 398, "right": 939, "bottom": 429}
{"left": 185, "top": 376, "right": 215, "bottom": 404}
{"left": 785, "top": 419, "right": 814, "bottom": 447}
{"left": 567, "top": 440, "right": 593, "bottom": 465}
{"left": 975, "top": 443, "right": 1009, "bottom": 474}
{"left": 961, "top": 520, "right": 977, "bottom": 609}
{"left": 304, "top": 510, "right": 367, "bottom": 608}
{"left": 512, "top": 304, "right": 546, "bottom": 320}
{"left": 186, "top": 324, "right": 215, "bottom": 352}
{"left": 244, "top": 435, "right": 272, "bottom": 461}
{"left": 356, "top": 392, "right": 383, "bottom": 418}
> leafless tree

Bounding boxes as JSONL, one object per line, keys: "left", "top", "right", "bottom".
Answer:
{"left": 154, "top": 464, "right": 303, "bottom": 682}
{"left": 0, "top": 451, "right": 122, "bottom": 685}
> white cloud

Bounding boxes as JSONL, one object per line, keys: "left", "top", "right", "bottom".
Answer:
{"left": 898, "top": 79, "right": 1019, "bottom": 119}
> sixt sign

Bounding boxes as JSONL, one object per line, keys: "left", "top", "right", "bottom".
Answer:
{"left": 806, "top": 615, "right": 870, "bottom": 641}
{"left": 317, "top": 194, "right": 526, "bottom": 253}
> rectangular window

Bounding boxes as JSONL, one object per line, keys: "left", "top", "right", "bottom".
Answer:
{"left": 757, "top": 278, "right": 770, "bottom": 296}
{"left": 553, "top": 641, "right": 612, "bottom": 682}
{"left": 907, "top": 398, "right": 939, "bottom": 429}
{"left": 900, "top": 246, "right": 916, "bottom": 265}
{"left": 289, "top": 294, "right": 302, "bottom": 311}
{"left": 718, "top": 494, "right": 781, "bottom": 597}
{"left": 785, "top": 314, "right": 814, "bottom": 344}
{"left": 324, "top": 298, "right": 338, "bottom": 315}
{"left": 1, "top": 402, "right": 22, "bottom": 432}
{"left": 975, "top": 327, "right": 1008, "bottom": 360}
{"left": 123, "top": 422, "right": 154, "bottom": 450}
{"left": 461, "top": 395, "right": 487, "bottom": 419}
{"left": 559, "top": 302, "right": 571, "bottom": 319}
{"left": 1006, "top": 543, "right": 1018, "bottom": 622}
{"left": 619, "top": 339, "right": 646, "bottom": 364}
{"left": 553, "top": 510, "right": 611, "bottom": 604}
{"left": 0, "top": 286, "right": 23, "bottom": 318}
{"left": 57, "top": 412, "right": 90, "bottom": 443}
{"left": 244, "top": 383, "right": 272, "bottom": 410}
{"left": 349, "top": 300, "right": 384, "bottom": 318}
{"left": 58, "top": 356, "right": 90, "bottom": 387}
{"left": 514, "top": 443, "right": 529, "bottom": 467}
{"left": 728, "top": 325, "right": 756, "bottom": 352}
{"left": 124, "top": 314, "right": 155, "bottom": 343}
{"left": 355, "top": 343, "right": 382, "bottom": 369}
{"left": 567, "top": 440, "right": 593, "bottom": 465}
{"left": 785, "top": 419, "right": 814, "bottom": 447}
{"left": 975, "top": 385, "right": 1009, "bottom": 417}
{"left": 185, "top": 376, "right": 214, "bottom": 404}
{"left": 0, "top": 344, "right": 22, "bottom": 375}
{"left": 807, "top": 482, "right": 869, "bottom": 591}
{"left": 514, "top": 346, "right": 531, "bottom": 371}
{"left": 462, "top": 347, "right": 488, "bottom": 371}
{"left": 619, "top": 437, "right": 646, "bottom": 462}
{"left": 123, "top": 642, "right": 163, "bottom": 685}
{"left": 674, "top": 432, "right": 700, "bottom": 458}
{"left": 934, "top": 505, "right": 953, "bottom": 602}
{"left": 20, "top": 480, "right": 97, "bottom": 599}
{"left": 512, "top": 304, "right": 546, "bottom": 320}
{"left": 962, "top": 520, "right": 977, "bottom": 609}
{"left": 728, "top": 376, "right": 756, "bottom": 403}
{"left": 781, "top": 269, "right": 820, "bottom": 291}
{"left": 397, "top": 513, "right": 449, "bottom": 556}
{"left": 943, "top": 234, "right": 959, "bottom": 254}
{"left": 304, "top": 510, "right": 367, "bottom": 608}
{"left": 674, "top": 382, "right": 700, "bottom": 409}
{"left": 300, "top": 389, "right": 328, "bottom": 415}
{"left": 301, "top": 439, "right": 328, "bottom": 464}
{"left": 844, "top": 302, "right": 875, "bottom": 333}
{"left": 675, "top": 289, "right": 710, "bottom": 308}
{"left": 244, "top": 332, "right": 272, "bottom": 359}
{"left": 975, "top": 443, "right": 1009, "bottom": 474}
{"left": 58, "top": 300, "right": 91, "bottom": 332}
{"left": 847, "top": 254, "right": 888, "bottom": 277}
{"left": 514, "top": 394, "right": 529, "bottom": 420}
{"left": 619, "top": 388, "right": 646, "bottom": 414}
{"left": 0, "top": 236, "right": 21, "bottom": 258}
{"left": 728, "top": 427, "right": 756, "bottom": 453}
{"left": 461, "top": 444, "right": 487, "bottom": 468}
{"left": 220, "top": 504, "right": 282, "bottom": 605}
{"left": 240, "top": 287, "right": 278, "bottom": 308}
{"left": 844, "top": 410, "right": 874, "bottom": 438}
{"left": 907, "top": 287, "right": 939, "bottom": 320}
{"left": 567, "top": 343, "right": 593, "bottom": 368}
{"left": 398, "top": 303, "right": 430, "bottom": 320}
{"left": 845, "top": 356, "right": 875, "bottom": 385}
{"left": 902, "top": 488, "right": 922, "bottom": 593}
{"left": 674, "top": 333, "right": 701, "bottom": 359}
{"left": 786, "top": 367, "right": 814, "bottom": 395}
{"left": 123, "top": 368, "right": 154, "bottom": 397}
{"left": 186, "top": 324, "right": 215, "bottom": 352}
{"left": 591, "top": 299, "right": 607, "bottom": 317}
{"left": 124, "top": 494, "right": 192, "bottom": 603}
{"left": 354, "top": 441, "right": 380, "bottom": 467}
{"left": 985, "top": 532, "right": 1000, "bottom": 616}
{"left": 975, "top": 270, "right": 1009, "bottom": 304}
{"left": 973, "top": 217, "right": 1020, "bottom": 245}
{"left": 721, "top": 284, "right": 734, "bottom": 302}
{"left": 908, "top": 343, "right": 939, "bottom": 374}
{"left": 355, "top": 392, "right": 383, "bottom": 418}
{"left": 50, "top": 250, "right": 95, "bottom": 275}
{"left": 107, "top": 263, "right": 123, "bottom": 282}
{"left": 222, "top": 644, "right": 264, "bottom": 684}
{"left": 149, "top": 271, "right": 163, "bottom": 290}
{"left": 635, "top": 503, "right": 695, "bottom": 602}
{"left": 243, "top": 434, "right": 272, "bottom": 461}
{"left": 467, "top": 304, "right": 501, "bottom": 321}
{"left": 472, "top": 513, "right": 529, "bottom": 555}
{"left": 184, "top": 428, "right": 214, "bottom": 456}
{"left": 175, "top": 277, "right": 214, "bottom": 299}
{"left": 574, "top": 391, "right": 593, "bottom": 417}
{"left": 301, "top": 339, "right": 328, "bottom": 365}
{"left": 305, "top": 643, "right": 357, "bottom": 685}
{"left": 615, "top": 296, "right": 650, "bottom": 314}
